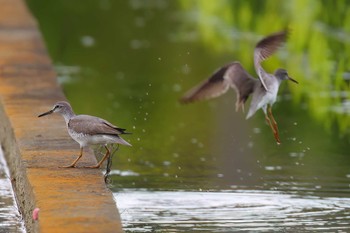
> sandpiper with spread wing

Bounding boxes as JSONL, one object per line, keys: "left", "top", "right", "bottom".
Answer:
{"left": 180, "top": 30, "right": 298, "bottom": 144}
{"left": 38, "top": 101, "right": 131, "bottom": 168}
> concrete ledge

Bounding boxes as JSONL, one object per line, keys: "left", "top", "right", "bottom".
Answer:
{"left": 0, "top": 0, "right": 123, "bottom": 232}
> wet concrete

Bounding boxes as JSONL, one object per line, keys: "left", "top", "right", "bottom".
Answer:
{"left": 0, "top": 0, "right": 123, "bottom": 232}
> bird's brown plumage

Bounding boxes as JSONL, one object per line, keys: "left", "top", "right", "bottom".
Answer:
{"left": 68, "top": 115, "right": 129, "bottom": 136}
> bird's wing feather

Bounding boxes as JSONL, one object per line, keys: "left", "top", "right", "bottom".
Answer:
{"left": 225, "top": 62, "right": 258, "bottom": 111}
{"left": 69, "top": 115, "right": 127, "bottom": 135}
{"left": 180, "top": 62, "right": 257, "bottom": 112}
{"left": 180, "top": 64, "right": 232, "bottom": 103}
{"left": 254, "top": 30, "right": 289, "bottom": 91}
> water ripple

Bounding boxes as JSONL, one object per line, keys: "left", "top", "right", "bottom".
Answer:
{"left": 115, "top": 189, "right": 350, "bottom": 232}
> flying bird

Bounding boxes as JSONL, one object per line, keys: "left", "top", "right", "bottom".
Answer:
{"left": 180, "top": 30, "right": 298, "bottom": 144}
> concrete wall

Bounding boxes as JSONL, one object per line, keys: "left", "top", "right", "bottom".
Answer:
{"left": 0, "top": 0, "right": 124, "bottom": 232}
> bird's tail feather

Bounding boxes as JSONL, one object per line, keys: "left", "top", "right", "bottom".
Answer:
{"left": 116, "top": 136, "right": 132, "bottom": 146}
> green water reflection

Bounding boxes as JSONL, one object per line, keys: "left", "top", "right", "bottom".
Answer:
{"left": 26, "top": 0, "right": 350, "bottom": 229}
{"left": 26, "top": 0, "right": 350, "bottom": 187}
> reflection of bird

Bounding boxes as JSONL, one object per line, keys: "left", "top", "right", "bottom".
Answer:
{"left": 38, "top": 101, "right": 131, "bottom": 168}
{"left": 180, "top": 30, "right": 298, "bottom": 144}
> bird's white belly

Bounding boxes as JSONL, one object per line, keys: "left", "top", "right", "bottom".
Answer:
{"left": 68, "top": 128, "right": 118, "bottom": 147}
{"left": 261, "top": 91, "right": 277, "bottom": 107}
{"left": 88, "top": 135, "right": 118, "bottom": 145}
{"left": 68, "top": 129, "right": 89, "bottom": 147}
{"left": 255, "top": 83, "right": 279, "bottom": 113}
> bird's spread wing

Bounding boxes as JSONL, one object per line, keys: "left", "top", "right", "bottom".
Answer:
{"left": 254, "top": 30, "right": 289, "bottom": 91}
{"left": 180, "top": 62, "right": 257, "bottom": 112}
{"left": 180, "top": 64, "right": 231, "bottom": 103}
{"left": 225, "top": 62, "right": 257, "bottom": 111}
{"left": 69, "top": 115, "right": 129, "bottom": 136}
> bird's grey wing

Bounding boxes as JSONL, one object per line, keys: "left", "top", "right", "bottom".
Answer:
{"left": 69, "top": 115, "right": 127, "bottom": 136}
{"left": 225, "top": 62, "right": 258, "bottom": 111}
{"left": 181, "top": 62, "right": 257, "bottom": 112}
{"left": 254, "top": 30, "right": 289, "bottom": 91}
{"left": 180, "top": 64, "right": 232, "bottom": 103}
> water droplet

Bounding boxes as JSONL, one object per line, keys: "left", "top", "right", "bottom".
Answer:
{"left": 112, "top": 102, "right": 120, "bottom": 109}
{"left": 134, "top": 17, "right": 145, "bottom": 27}
{"left": 116, "top": 72, "right": 125, "bottom": 80}
{"left": 247, "top": 141, "right": 254, "bottom": 148}
{"left": 265, "top": 166, "right": 274, "bottom": 171}
{"left": 181, "top": 64, "right": 191, "bottom": 74}
{"left": 172, "top": 84, "right": 182, "bottom": 92}
{"left": 130, "top": 39, "right": 142, "bottom": 49}
{"left": 81, "top": 35, "right": 95, "bottom": 47}
{"left": 163, "top": 161, "right": 171, "bottom": 166}
{"left": 158, "top": 57, "right": 162, "bottom": 61}
{"left": 253, "top": 128, "right": 261, "bottom": 134}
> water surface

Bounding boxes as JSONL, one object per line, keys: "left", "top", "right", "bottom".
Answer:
{"left": 26, "top": 0, "right": 350, "bottom": 232}
{"left": 115, "top": 189, "right": 350, "bottom": 232}
{"left": 0, "top": 148, "right": 26, "bottom": 233}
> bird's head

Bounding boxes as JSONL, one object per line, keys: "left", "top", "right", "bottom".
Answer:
{"left": 38, "top": 101, "right": 74, "bottom": 118}
{"left": 274, "top": 68, "right": 298, "bottom": 84}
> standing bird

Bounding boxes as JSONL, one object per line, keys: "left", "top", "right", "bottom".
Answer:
{"left": 180, "top": 30, "right": 298, "bottom": 144}
{"left": 38, "top": 101, "right": 131, "bottom": 168}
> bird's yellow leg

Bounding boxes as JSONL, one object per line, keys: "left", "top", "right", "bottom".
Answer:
{"left": 268, "top": 107, "right": 278, "bottom": 130}
{"left": 265, "top": 110, "right": 281, "bottom": 144}
{"left": 85, "top": 146, "right": 110, "bottom": 169}
{"left": 60, "top": 147, "right": 83, "bottom": 168}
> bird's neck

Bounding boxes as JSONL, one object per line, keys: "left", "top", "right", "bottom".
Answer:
{"left": 61, "top": 112, "right": 75, "bottom": 125}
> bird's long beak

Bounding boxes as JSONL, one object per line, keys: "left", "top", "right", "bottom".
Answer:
{"left": 38, "top": 109, "right": 54, "bottom": 117}
{"left": 288, "top": 76, "right": 298, "bottom": 84}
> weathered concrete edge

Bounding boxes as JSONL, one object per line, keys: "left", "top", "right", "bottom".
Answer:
{"left": 0, "top": 102, "right": 37, "bottom": 232}
{"left": 0, "top": 0, "right": 124, "bottom": 232}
